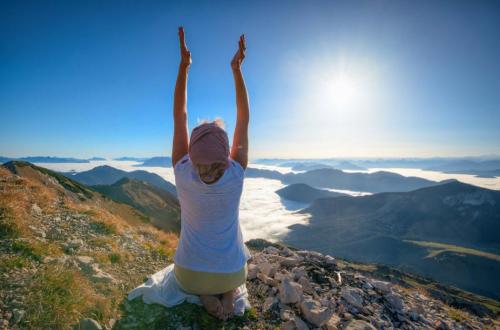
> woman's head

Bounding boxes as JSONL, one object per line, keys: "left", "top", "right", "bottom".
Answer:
{"left": 189, "top": 118, "right": 230, "bottom": 183}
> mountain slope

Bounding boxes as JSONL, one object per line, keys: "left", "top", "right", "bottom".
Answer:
{"left": 246, "top": 167, "right": 444, "bottom": 193}
{"left": 135, "top": 156, "right": 172, "bottom": 167}
{"left": 0, "top": 161, "right": 178, "bottom": 329}
{"left": 93, "top": 178, "right": 181, "bottom": 233}
{"left": 65, "top": 165, "right": 177, "bottom": 196}
{"left": 275, "top": 183, "right": 346, "bottom": 204}
{"left": 284, "top": 181, "right": 500, "bottom": 299}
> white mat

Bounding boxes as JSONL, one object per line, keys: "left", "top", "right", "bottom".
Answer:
{"left": 127, "top": 263, "right": 251, "bottom": 316}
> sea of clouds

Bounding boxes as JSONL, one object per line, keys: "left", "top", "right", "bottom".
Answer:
{"left": 36, "top": 160, "right": 500, "bottom": 242}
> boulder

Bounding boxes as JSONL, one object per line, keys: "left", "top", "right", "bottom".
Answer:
{"left": 263, "top": 246, "right": 280, "bottom": 255}
{"left": 258, "top": 261, "right": 277, "bottom": 277}
{"left": 281, "top": 256, "right": 303, "bottom": 267}
{"left": 385, "top": 293, "right": 404, "bottom": 312}
{"left": 298, "top": 276, "right": 314, "bottom": 294}
{"left": 281, "top": 316, "right": 310, "bottom": 330}
{"left": 299, "top": 298, "right": 333, "bottom": 327}
{"left": 370, "top": 280, "right": 392, "bottom": 294}
{"left": 292, "top": 267, "right": 307, "bottom": 281}
{"left": 341, "top": 287, "right": 364, "bottom": 309}
{"left": 279, "top": 277, "right": 303, "bottom": 304}
{"left": 247, "top": 263, "right": 258, "bottom": 280}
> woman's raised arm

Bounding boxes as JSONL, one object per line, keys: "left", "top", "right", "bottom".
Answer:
{"left": 172, "top": 26, "right": 192, "bottom": 168}
{"left": 230, "top": 34, "right": 250, "bottom": 170}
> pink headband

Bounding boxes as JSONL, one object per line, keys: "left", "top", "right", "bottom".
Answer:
{"left": 189, "top": 122, "right": 230, "bottom": 168}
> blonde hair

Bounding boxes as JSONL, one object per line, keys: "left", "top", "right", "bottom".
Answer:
{"left": 196, "top": 116, "right": 226, "bottom": 130}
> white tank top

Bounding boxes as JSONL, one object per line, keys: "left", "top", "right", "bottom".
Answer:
{"left": 173, "top": 153, "right": 251, "bottom": 273}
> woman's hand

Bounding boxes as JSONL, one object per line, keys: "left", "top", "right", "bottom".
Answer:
{"left": 178, "top": 26, "right": 192, "bottom": 68}
{"left": 231, "top": 34, "right": 246, "bottom": 71}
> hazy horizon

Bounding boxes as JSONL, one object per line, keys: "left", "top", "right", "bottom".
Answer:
{"left": 2, "top": 153, "right": 500, "bottom": 162}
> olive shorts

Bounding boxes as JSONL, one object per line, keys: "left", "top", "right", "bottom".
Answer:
{"left": 174, "top": 262, "right": 248, "bottom": 295}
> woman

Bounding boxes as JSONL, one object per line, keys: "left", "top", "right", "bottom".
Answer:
{"left": 171, "top": 26, "right": 251, "bottom": 321}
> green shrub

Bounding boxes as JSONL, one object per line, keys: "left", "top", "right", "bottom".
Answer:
{"left": 90, "top": 221, "right": 116, "bottom": 235}
{"left": 12, "top": 240, "right": 42, "bottom": 262}
{"left": 109, "top": 253, "right": 121, "bottom": 264}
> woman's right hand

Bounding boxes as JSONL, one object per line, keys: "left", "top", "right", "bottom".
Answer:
{"left": 231, "top": 34, "right": 246, "bottom": 71}
{"left": 178, "top": 26, "right": 192, "bottom": 68}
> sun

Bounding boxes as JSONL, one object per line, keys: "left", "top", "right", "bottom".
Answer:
{"left": 325, "top": 72, "right": 361, "bottom": 107}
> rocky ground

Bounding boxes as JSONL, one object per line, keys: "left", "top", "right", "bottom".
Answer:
{"left": 243, "top": 241, "right": 499, "bottom": 330}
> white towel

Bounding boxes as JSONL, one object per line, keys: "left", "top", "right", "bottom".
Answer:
{"left": 127, "top": 263, "right": 251, "bottom": 316}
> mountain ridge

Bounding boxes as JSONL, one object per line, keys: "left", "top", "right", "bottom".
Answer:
{"left": 0, "top": 161, "right": 498, "bottom": 329}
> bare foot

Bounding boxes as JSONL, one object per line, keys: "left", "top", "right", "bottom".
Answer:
{"left": 221, "top": 288, "right": 236, "bottom": 320}
{"left": 200, "top": 295, "right": 223, "bottom": 319}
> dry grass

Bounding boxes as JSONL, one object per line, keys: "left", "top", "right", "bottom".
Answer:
{"left": 446, "top": 307, "right": 469, "bottom": 322}
{"left": 0, "top": 167, "right": 59, "bottom": 238}
{"left": 25, "top": 264, "right": 115, "bottom": 329}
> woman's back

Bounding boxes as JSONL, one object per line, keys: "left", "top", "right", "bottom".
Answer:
{"left": 173, "top": 153, "right": 251, "bottom": 273}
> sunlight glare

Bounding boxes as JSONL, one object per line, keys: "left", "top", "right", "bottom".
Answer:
{"left": 326, "top": 73, "right": 360, "bottom": 106}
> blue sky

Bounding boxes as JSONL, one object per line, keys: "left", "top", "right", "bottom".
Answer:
{"left": 1, "top": 0, "right": 500, "bottom": 160}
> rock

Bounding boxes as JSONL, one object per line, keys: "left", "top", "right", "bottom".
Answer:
{"left": 264, "top": 246, "right": 280, "bottom": 255}
{"left": 91, "top": 264, "right": 117, "bottom": 284}
{"left": 275, "top": 270, "right": 291, "bottom": 282}
{"left": 12, "top": 309, "right": 25, "bottom": 323}
{"left": 370, "top": 279, "right": 391, "bottom": 294}
{"left": 257, "top": 273, "right": 278, "bottom": 286}
{"left": 31, "top": 203, "right": 42, "bottom": 216}
{"left": 247, "top": 263, "right": 258, "bottom": 280}
{"left": 258, "top": 262, "right": 277, "bottom": 277}
{"left": 434, "top": 319, "right": 451, "bottom": 330}
{"left": 281, "top": 247, "right": 294, "bottom": 257}
{"left": 324, "top": 255, "right": 336, "bottom": 265}
{"left": 341, "top": 287, "right": 364, "bottom": 309}
{"left": 292, "top": 267, "right": 307, "bottom": 281}
{"left": 46, "top": 227, "right": 63, "bottom": 240}
{"left": 279, "top": 277, "right": 303, "bottom": 304}
{"left": 67, "top": 238, "right": 84, "bottom": 248}
{"left": 280, "top": 256, "right": 303, "bottom": 267}
{"left": 75, "top": 256, "right": 94, "bottom": 272}
{"left": 281, "top": 320, "right": 295, "bottom": 330}
{"left": 43, "top": 256, "right": 69, "bottom": 264}
{"left": 293, "top": 316, "right": 310, "bottom": 330}
{"left": 343, "top": 319, "right": 376, "bottom": 330}
{"left": 282, "top": 316, "right": 310, "bottom": 330}
{"left": 77, "top": 318, "right": 103, "bottom": 330}
{"left": 362, "top": 282, "right": 373, "bottom": 290}
{"left": 385, "top": 293, "right": 404, "bottom": 311}
{"left": 280, "top": 305, "right": 294, "bottom": 321}
{"left": 325, "top": 314, "right": 341, "bottom": 330}
{"left": 298, "top": 276, "right": 314, "bottom": 294}
{"left": 299, "top": 298, "right": 333, "bottom": 327}
{"left": 263, "top": 296, "right": 277, "bottom": 313}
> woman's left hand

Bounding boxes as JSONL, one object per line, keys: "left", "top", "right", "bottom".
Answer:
{"left": 231, "top": 34, "right": 246, "bottom": 71}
